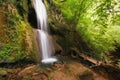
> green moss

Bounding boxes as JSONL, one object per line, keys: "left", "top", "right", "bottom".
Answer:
{"left": 0, "top": 2, "right": 38, "bottom": 63}
{"left": 0, "top": 0, "right": 2, "bottom": 4}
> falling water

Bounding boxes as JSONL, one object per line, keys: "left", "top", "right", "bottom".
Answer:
{"left": 33, "top": 0, "right": 57, "bottom": 64}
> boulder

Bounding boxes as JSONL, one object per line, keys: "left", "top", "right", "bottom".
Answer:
{"left": 0, "top": 3, "right": 39, "bottom": 63}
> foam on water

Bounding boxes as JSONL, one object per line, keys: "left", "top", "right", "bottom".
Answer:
{"left": 41, "top": 58, "right": 57, "bottom": 64}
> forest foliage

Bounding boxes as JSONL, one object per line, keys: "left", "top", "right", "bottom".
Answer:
{"left": 53, "top": 0, "right": 120, "bottom": 60}
{"left": 0, "top": 7, "right": 28, "bottom": 62}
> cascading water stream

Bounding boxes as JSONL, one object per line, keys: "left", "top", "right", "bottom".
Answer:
{"left": 33, "top": 0, "right": 57, "bottom": 64}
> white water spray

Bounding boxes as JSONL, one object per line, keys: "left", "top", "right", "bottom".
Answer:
{"left": 33, "top": 0, "right": 57, "bottom": 64}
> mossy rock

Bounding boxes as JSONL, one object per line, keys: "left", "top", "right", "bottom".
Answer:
{"left": 0, "top": 2, "right": 39, "bottom": 63}
{"left": 79, "top": 70, "right": 94, "bottom": 80}
{"left": 0, "top": 69, "right": 7, "bottom": 76}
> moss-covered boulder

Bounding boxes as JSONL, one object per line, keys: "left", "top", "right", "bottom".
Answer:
{"left": 0, "top": 2, "right": 39, "bottom": 63}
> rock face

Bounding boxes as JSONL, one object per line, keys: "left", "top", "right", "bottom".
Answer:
{"left": 34, "top": 29, "right": 62, "bottom": 56}
{"left": 0, "top": 2, "right": 39, "bottom": 63}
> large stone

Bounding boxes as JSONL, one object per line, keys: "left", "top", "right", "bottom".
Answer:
{"left": 0, "top": 3, "right": 39, "bottom": 63}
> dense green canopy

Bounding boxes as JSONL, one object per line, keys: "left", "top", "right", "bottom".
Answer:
{"left": 53, "top": 0, "right": 120, "bottom": 59}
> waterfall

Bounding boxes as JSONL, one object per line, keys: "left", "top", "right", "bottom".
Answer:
{"left": 33, "top": 0, "right": 57, "bottom": 64}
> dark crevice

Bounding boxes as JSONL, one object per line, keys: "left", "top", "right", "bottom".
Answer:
{"left": 27, "top": 0, "right": 37, "bottom": 28}
{"left": 28, "top": 8, "right": 37, "bottom": 28}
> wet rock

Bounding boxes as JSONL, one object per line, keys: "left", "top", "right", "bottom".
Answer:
{"left": 46, "top": 68, "right": 52, "bottom": 72}
{"left": 69, "top": 47, "right": 80, "bottom": 58}
{"left": 52, "top": 62, "right": 65, "bottom": 70}
{"left": 79, "top": 70, "right": 94, "bottom": 80}
{"left": 39, "top": 73, "right": 48, "bottom": 80}
{"left": 18, "top": 65, "right": 36, "bottom": 77}
{"left": 32, "top": 72, "right": 39, "bottom": 76}
{"left": 52, "top": 36, "right": 63, "bottom": 55}
{"left": 0, "top": 69, "right": 7, "bottom": 76}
